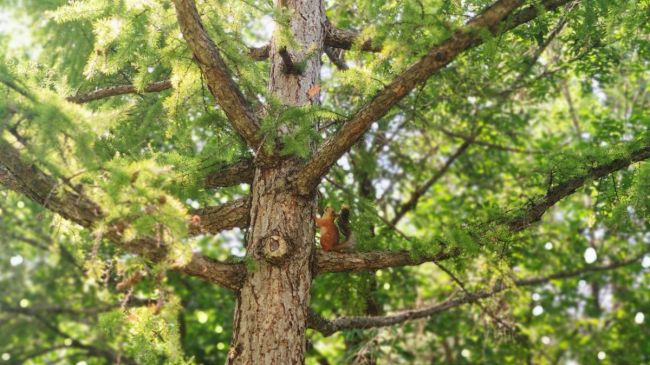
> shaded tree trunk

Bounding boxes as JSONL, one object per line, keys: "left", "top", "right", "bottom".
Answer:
{"left": 227, "top": 0, "right": 325, "bottom": 363}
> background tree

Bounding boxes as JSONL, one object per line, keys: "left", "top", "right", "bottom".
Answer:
{"left": 0, "top": 0, "right": 649, "bottom": 364}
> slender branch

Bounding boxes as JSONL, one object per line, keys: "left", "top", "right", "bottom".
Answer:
{"left": 190, "top": 197, "right": 251, "bottom": 235}
{"left": 172, "top": 0, "right": 261, "bottom": 148}
{"left": 324, "top": 47, "right": 349, "bottom": 71}
{"left": 560, "top": 79, "right": 582, "bottom": 136}
{"left": 294, "top": 0, "right": 574, "bottom": 195}
{"left": 14, "top": 345, "right": 67, "bottom": 364}
{"left": 508, "top": 145, "right": 650, "bottom": 231}
{"left": 67, "top": 80, "right": 173, "bottom": 104}
{"left": 309, "top": 252, "right": 645, "bottom": 335}
{"left": 391, "top": 140, "right": 472, "bottom": 225}
{"left": 435, "top": 261, "right": 516, "bottom": 332}
{"left": 1, "top": 304, "right": 138, "bottom": 365}
{"left": 204, "top": 158, "right": 255, "bottom": 188}
{"left": 0, "top": 140, "right": 246, "bottom": 290}
{"left": 439, "top": 127, "right": 539, "bottom": 154}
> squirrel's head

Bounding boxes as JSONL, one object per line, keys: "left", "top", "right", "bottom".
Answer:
{"left": 323, "top": 207, "right": 338, "bottom": 218}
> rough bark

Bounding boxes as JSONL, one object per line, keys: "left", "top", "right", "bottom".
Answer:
{"left": 226, "top": 0, "right": 325, "bottom": 363}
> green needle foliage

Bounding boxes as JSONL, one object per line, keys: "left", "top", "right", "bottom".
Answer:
{"left": 0, "top": 0, "right": 648, "bottom": 364}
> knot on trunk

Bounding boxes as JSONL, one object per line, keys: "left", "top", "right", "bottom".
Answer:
{"left": 261, "top": 234, "right": 290, "bottom": 264}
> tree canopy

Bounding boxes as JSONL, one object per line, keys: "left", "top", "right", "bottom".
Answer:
{"left": 0, "top": 0, "right": 649, "bottom": 364}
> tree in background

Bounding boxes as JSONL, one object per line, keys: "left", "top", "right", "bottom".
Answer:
{"left": 0, "top": 0, "right": 648, "bottom": 363}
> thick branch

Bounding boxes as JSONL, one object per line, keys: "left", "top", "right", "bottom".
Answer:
{"left": 325, "top": 23, "right": 382, "bottom": 52}
{"left": 67, "top": 80, "right": 173, "bottom": 104}
{"left": 172, "top": 0, "right": 261, "bottom": 148}
{"left": 0, "top": 140, "right": 245, "bottom": 290}
{"left": 295, "top": 0, "right": 573, "bottom": 195}
{"left": 190, "top": 197, "right": 251, "bottom": 235}
{"left": 314, "top": 248, "right": 460, "bottom": 275}
{"left": 508, "top": 145, "right": 650, "bottom": 231}
{"left": 204, "top": 158, "right": 255, "bottom": 188}
{"left": 310, "top": 252, "right": 645, "bottom": 335}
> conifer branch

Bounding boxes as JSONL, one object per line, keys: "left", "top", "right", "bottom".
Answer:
{"left": 314, "top": 143, "right": 650, "bottom": 275}
{"left": 172, "top": 0, "right": 262, "bottom": 149}
{"left": 189, "top": 197, "right": 251, "bottom": 235}
{"left": 67, "top": 80, "right": 173, "bottom": 104}
{"left": 309, "top": 252, "right": 645, "bottom": 335}
{"left": 507, "top": 145, "right": 650, "bottom": 231}
{"left": 391, "top": 140, "right": 473, "bottom": 225}
{"left": 64, "top": 25, "right": 373, "bottom": 107}
{"left": 0, "top": 303, "right": 139, "bottom": 365}
{"left": 325, "top": 22, "right": 382, "bottom": 52}
{"left": 294, "top": 0, "right": 574, "bottom": 195}
{"left": 315, "top": 248, "right": 460, "bottom": 274}
{"left": 0, "top": 139, "right": 246, "bottom": 290}
{"left": 204, "top": 158, "right": 255, "bottom": 188}
{"left": 324, "top": 47, "right": 349, "bottom": 70}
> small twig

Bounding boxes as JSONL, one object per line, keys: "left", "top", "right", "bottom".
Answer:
{"left": 324, "top": 47, "right": 348, "bottom": 70}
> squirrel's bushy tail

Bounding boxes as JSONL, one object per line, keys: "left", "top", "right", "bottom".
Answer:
{"left": 335, "top": 205, "right": 355, "bottom": 252}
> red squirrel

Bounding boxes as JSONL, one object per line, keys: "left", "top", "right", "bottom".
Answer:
{"left": 315, "top": 206, "right": 354, "bottom": 252}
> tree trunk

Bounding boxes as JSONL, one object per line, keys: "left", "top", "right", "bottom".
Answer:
{"left": 227, "top": 0, "right": 324, "bottom": 363}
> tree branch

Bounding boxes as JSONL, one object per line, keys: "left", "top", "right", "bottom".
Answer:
{"left": 309, "top": 252, "right": 645, "bottom": 335}
{"left": 67, "top": 80, "right": 173, "bottom": 104}
{"left": 314, "top": 248, "right": 460, "bottom": 275}
{"left": 1, "top": 304, "right": 138, "bottom": 365}
{"left": 325, "top": 22, "right": 382, "bottom": 52}
{"left": 204, "top": 158, "right": 255, "bottom": 189}
{"left": 294, "top": 0, "right": 573, "bottom": 195}
{"left": 190, "top": 197, "right": 251, "bottom": 235}
{"left": 172, "top": 0, "right": 261, "bottom": 148}
{"left": 324, "top": 47, "right": 349, "bottom": 71}
{"left": 0, "top": 140, "right": 245, "bottom": 290}
{"left": 391, "top": 140, "right": 473, "bottom": 225}
{"left": 315, "top": 143, "right": 650, "bottom": 276}
{"left": 508, "top": 145, "right": 650, "bottom": 231}
{"left": 439, "top": 127, "right": 539, "bottom": 154}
